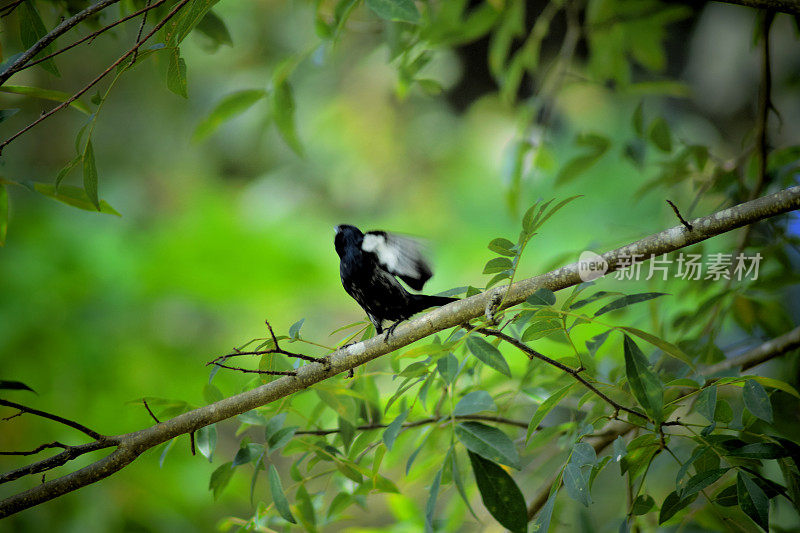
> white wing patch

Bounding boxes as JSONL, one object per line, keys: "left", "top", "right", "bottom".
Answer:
{"left": 362, "top": 231, "right": 433, "bottom": 290}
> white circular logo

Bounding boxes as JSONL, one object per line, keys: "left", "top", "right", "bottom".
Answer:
{"left": 578, "top": 251, "right": 609, "bottom": 282}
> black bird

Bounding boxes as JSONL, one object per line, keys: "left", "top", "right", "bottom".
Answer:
{"left": 334, "top": 224, "right": 457, "bottom": 339}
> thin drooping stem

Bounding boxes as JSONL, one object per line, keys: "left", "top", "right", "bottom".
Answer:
{"left": 474, "top": 327, "right": 649, "bottom": 422}
{"left": 295, "top": 414, "right": 528, "bottom": 436}
{"left": 0, "top": 399, "right": 103, "bottom": 440}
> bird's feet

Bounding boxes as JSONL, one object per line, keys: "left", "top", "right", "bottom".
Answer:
{"left": 382, "top": 320, "right": 402, "bottom": 342}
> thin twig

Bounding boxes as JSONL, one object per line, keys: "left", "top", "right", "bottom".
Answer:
{"left": 0, "top": 0, "right": 24, "bottom": 18}
{"left": 129, "top": 0, "right": 153, "bottom": 65}
{"left": 0, "top": 442, "right": 68, "bottom": 456}
{"left": 666, "top": 199, "right": 693, "bottom": 230}
{"left": 0, "top": 439, "right": 117, "bottom": 485}
{"left": 23, "top": 0, "right": 168, "bottom": 72}
{"left": 295, "top": 414, "right": 529, "bottom": 436}
{"left": 142, "top": 399, "right": 160, "bottom": 424}
{"left": 752, "top": 10, "right": 775, "bottom": 201}
{"left": 474, "top": 327, "right": 650, "bottom": 422}
{"left": 208, "top": 361, "right": 297, "bottom": 376}
{"left": 0, "top": 0, "right": 123, "bottom": 84}
{"left": 0, "top": 0, "right": 193, "bottom": 155}
{"left": 207, "top": 320, "right": 327, "bottom": 375}
{"left": 0, "top": 400, "right": 103, "bottom": 440}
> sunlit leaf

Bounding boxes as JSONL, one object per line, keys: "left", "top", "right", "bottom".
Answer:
{"left": 33, "top": 183, "right": 120, "bottom": 216}
{"left": 195, "top": 424, "right": 217, "bottom": 461}
{"left": 0, "top": 86, "right": 90, "bottom": 114}
{"left": 365, "top": 0, "right": 420, "bottom": 23}
{"left": 595, "top": 293, "right": 668, "bottom": 317}
{"left": 526, "top": 384, "right": 574, "bottom": 443}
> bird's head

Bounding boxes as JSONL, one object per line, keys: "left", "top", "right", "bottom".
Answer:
{"left": 334, "top": 224, "right": 363, "bottom": 257}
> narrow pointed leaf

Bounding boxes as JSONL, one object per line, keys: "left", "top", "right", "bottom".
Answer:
{"left": 82, "top": 140, "right": 100, "bottom": 210}
{"left": 737, "top": 472, "right": 769, "bottom": 531}
{"left": 623, "top": 335, "right": 663, "bottom": 423}
{"left": 595, "top": 293, "right": 667, "bottom": 317}
{"left": 456, "top": 421, "right": 519, "bottom": 469}
{"left": 466, "top": 337, "right": 511, "bottom": 377}
{"left": 743, "top": 379, "right": 773, "bottom": 424}
{"left": 453, "top": 390, "right": 496, "bottom": 416}
{"left": 268, "top": 464, "right": 296, "bottom": 523}
{"left": 526, "top": 384, "right": 574, "bottom": 443}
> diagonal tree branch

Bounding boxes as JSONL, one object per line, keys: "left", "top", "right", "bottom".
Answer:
{"left": 1, "top": 186, "right": 799, "bottom": 518}
{"left": 0, "top": 0, "right": 123, "bottom": 85}
{"left": 704, "top": 324, "right": 800, "bottom": 374}
{"left": 713, "top": 0, "right": 800, "bottom": 15}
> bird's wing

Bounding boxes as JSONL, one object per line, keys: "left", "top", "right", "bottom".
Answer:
{"left": 362, "top": 231, "right": 433, "bottom": 291}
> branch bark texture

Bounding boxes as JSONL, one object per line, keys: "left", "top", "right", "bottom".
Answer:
{"left": 1, "top": 186, "right": 799, "bottom": 517}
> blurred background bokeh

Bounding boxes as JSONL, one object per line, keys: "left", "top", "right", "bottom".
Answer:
{"left": 1, "top": 0, "right": 799, "bottom": 531}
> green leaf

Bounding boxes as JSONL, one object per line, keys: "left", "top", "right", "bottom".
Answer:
{"left": 0, "top": 86, "right": 90, "bottom": 114}
{"left": 0, "top": 379, "right": 35, "bottom": 392}
{"left": 18, "top": 0, "right": 59, "bottom": 76}
{"left": 555, "top": 137, "right": 609, "bottom": 186}
{"left": 483, "top": 257, "right": 513, "bottom": 274}
{"left": 365, "top": 0, "right": 420, "bottom": 23}
{"left": 738, "top": 472, "right": 769, "bottom": 531}
{"left": 695, "top": 386, "right": 717, "bottom": 422}
{"left": 570, "top": 442, "right": 597, "bottom": 467}
{"left": 618, "top": 326, "right": 694, "bottom": 368}
{"left": 623, "top": 335, "right": 663, "bottom": 423}
{"left": 209, "top": 461, "right": 234, "bottom": 501}
{"left": 327, "top": 492, "right": 353, "bottom": 519}
{"left": 467, "top": 451, "right": 527, "bottom": 533}
{"left": 465, "top": 337, "right": 511, "bottom": 377}
{"left": 648, "top": 117, "right": 672, "bottom": 152}
{"left": 82, "top": 140, "right": 100, "bottom": 210}
{"left": 425, "top": 467, "right": 443, "bottom": 532}
{"left": 296, "top": 484, "right": 316, "bottom": 526}
{"left": 0, "top": 109, "right": 19, "bottom": 124}
{"left": 437, "top": 352, "right": 459, "bottom": 384}
{"left": 268, "top": 465, "right": 296, "bottom": 523}
{"left": 714, "top": 399, "right": 733, "bottom": 423}
{"left": 33, "top": 183, "right": 120, "bottom": 216}
{"left": 271, "top": 80, "right": 304, "bottom": 156}
{"left": 165, "top": 0, "right": 222, "bottom": 45}
{"left": 0, "top": 184, "right": 7, "bottom": 246}
{"left": 263, "top": 413, "right": 287, "bottom": 442}
{"left": 193, "top": 89, "right": 267, "bottom": 142}
{"left": 289, "top": 318, "right": 305, "bottom": 340}
{"left": 456, "top": 421, "right": 520, "bottom": 469}
{"left": 632, "top": 494, "right": 655, "bottom": 515}
{"left": 658, "top": 490, "right": 696, "bottom": 524}
{"left": 751, "top": 376, "right": 800, "bottom": 399}
{"left": 526, "top": 384, "right": 574, "bottom": 443}
{"left": 725, "top": 442, "right": 789, "bottom": 459}
{"left": 233, "top": 442, "right": 262, "bottom": 466}
{"left": 195, "top": 10, "right": 232, "bottom": 48}
{"left": 382, "top": 409, "right": 408, "bottom": 451}
{"left": 449, "top": 447, "right": 478, "bottom": 519}
{"left": 195, "top": 424, "right": 217, "bottom": 462}
{"left": 268, "top": 426, "right": 297, "bottom": 451}
{"left": 632, "top": 101, "right": 644, "bottom": 136}
{"left": 563, "top": 463, "right": 591, "bottom": 506}
{"left": 488, "top": 237, "right": 516, "bottom": 256}
{"left": 521, "top": 319, "right": 562, "bottom": 341}
{"left": 594, "top": 293, "right": 668, "bottom": 317}
{"left": 532, "top": 486, "right": 558, "bottom": 532}
{"left": 743, "top": 379, "right": 773, "bottom": 424}
{"left": 454, "top": 390, "right": 497, "bottom": 416}
{"left": 166, "top": 47, "right": 188, "bottom": 98}
{"left": 526, "top": 288, "right": 556, "bottom": 306}
{"left": 714, "top": 483, "right": 738, "bottom": 506}
{"left": 681, "top": 468, "right": 728, "bottom": 497}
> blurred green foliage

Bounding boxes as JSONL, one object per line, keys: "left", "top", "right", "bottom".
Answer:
{"left": 1, "top": 0, "right": 800, "bottom": 532}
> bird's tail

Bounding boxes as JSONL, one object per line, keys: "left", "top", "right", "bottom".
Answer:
{"left": 411, "top": 294, "right": 458, "bottom": 314}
